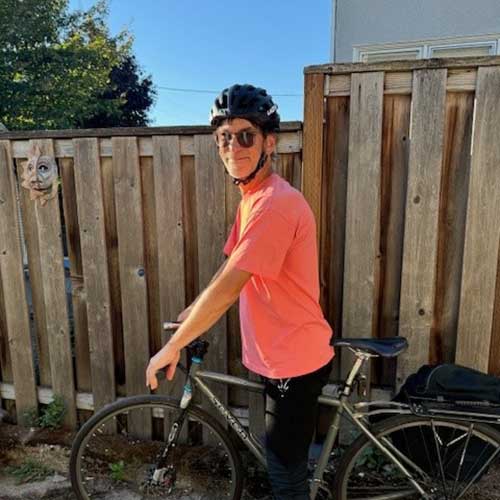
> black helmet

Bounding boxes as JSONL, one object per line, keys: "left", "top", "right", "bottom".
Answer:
{"left": 210, "top": 84, "right": 280, "bottom": 133}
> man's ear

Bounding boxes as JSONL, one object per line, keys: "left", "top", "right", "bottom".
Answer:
{"left": 264, "top": 133, "right": 277, "bottom": 155}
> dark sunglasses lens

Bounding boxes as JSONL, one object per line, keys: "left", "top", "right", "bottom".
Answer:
{"left": 236, "top": 131, "right": 255, "bottom": 148}
{"left": 215, "top": 132, "right": 230, "bottom": 148}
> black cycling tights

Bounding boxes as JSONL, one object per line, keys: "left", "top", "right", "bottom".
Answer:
{"left": 262, "top": 360, "right": 332, "bottom": 500}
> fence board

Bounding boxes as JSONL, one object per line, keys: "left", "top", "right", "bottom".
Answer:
{"left": 456, "top": 67, "right": 500, "bottom": 372}
{"left": 153, "top": 136, "right": 185, "bottom": 397}
{"left": 0, "top": 141, "right": 38, "bottom": 424}
{"left": 376, "top": 95, "right": 411, "bottom": 386}
{"left": 194, "top": 135, "right": 228, "bottom": 415}
{"left": 73, "top": 138, "right": 116, "bottom": 412}
{"left": 303, "top": 73, "right": 325, "bottom": 245}
{"left": 100, "top": 155, "right": 125, "bottom": 389}
{"left": 112, "top": 137, "right": 151, "bottom": 436}
{"left": 431, "top": 93, "right": 474, "bottom": 365}
{"left": 321, "top": 96, "right": 350, "bottom": 381}
{"left": 59, "top": 158, "right": 90, "bottom": 392}
{"left": 0, "top": 269, "right": 11, "bottom": 382}
{"left": 30, "top": 139, "right": 77, "bottom": 428}
{"left": 397, "top": 69, "right": 447, "bottom": 386}
{"left": 341, "top": 72, "right": 384, "bottom": 386}
{"left": 181, "top": 155, "right": 198, "bottom": 306}
{"left": 15, "top": 159, "right": 51, "bottom": 387}
{"left": 141, "top": 157, "right": 161, "bottom": 353}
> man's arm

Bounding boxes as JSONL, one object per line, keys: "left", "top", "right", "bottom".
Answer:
{"left": 146, "top": 261, "right": 251, "bottom": 388}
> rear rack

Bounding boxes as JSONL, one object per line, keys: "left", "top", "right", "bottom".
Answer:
{"left": 408, "top": 396, "right": 500, "bottom": 425}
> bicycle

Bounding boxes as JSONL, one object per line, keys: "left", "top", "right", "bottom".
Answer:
{"left": 69, "top": 323, "right": 500, "bottom": 499}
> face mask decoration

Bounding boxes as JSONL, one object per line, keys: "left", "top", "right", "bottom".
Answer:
{"left": 21, "top": 145, "right": 59, "bottom": 206}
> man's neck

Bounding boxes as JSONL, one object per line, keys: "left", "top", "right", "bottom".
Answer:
{"left": 239, "top": 163, "right": 273, "bottom": 196}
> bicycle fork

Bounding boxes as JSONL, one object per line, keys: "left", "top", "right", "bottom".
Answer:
{"left": 149, "top": 356, "right": 203, "bottom": 489}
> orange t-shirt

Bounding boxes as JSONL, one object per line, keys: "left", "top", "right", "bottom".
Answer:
{"left": 224, "top": 173, "right": 334, "bottom": 378}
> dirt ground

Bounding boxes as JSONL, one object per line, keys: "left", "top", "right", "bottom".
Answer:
{"left": 2, "top": 422, "right": 500, "bottom": 499}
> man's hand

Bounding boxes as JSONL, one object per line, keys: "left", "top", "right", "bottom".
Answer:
{"left": 145, "top": 342, "right": 181, "bottom": 390}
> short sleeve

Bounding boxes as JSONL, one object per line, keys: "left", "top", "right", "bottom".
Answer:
{"left": 227, "top": 208, "right": 295, "bottom": 279}
{"left": 223, "top": 221, "right": 238, "bottom": 256}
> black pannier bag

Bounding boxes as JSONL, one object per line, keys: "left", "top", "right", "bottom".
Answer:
{"left": 389, "top": 364, "right": 500, "bottom": 481}
{"left": 394, "top": 363, "right": 500, "bottom": 405}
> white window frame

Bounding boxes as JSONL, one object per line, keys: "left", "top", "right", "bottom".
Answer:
{"left": 427, "top": 40, "right": 497, "bottom": 58}
{"left": 353, "top": 34, "right": 500, "bottom": 62}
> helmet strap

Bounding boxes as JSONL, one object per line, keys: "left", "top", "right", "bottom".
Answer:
{"left": 230, "top": 152, "right": 268, "bottom": 186}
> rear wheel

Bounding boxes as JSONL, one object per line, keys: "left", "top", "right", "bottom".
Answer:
{"left": 334, "top": 415, "right": 500, "bottom": 499}
{"left": 70, "top": 395, "right": 243, "bottom": 499}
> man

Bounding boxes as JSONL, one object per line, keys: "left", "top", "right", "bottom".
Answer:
{"left": 146, "top": 84, "right": 334, "bottom": 499}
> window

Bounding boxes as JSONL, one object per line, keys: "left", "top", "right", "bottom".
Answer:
{"left": 354, "top": 35, "right": 500, "bottom": 63}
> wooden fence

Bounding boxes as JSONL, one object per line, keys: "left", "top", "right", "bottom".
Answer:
{"left": 0, "top": 123, "right": 302, "bottom": 428}
{"left": 302, "top": 56, "right": 500, "bottom": 390}
{"left": 2, "top": 55, "right": 500, "bottom": 431}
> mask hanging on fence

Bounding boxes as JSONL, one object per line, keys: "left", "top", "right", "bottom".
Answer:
{"left": 20, "top": 145, "right": 59, "bottom": 206}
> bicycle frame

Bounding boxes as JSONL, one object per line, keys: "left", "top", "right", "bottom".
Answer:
{"left": 182, "top": 352, "right": 431, "bottom": 500}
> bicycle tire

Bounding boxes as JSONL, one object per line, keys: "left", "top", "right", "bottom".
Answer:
{"left": 334, "top": 414, "right": 500, "bottom": 500}
{"left": 70, "top": 394, "right": 244, "bottom": 499}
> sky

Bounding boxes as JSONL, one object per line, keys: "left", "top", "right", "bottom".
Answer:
{"left": 68, "top": 0, "right": 333, "bottom": 126}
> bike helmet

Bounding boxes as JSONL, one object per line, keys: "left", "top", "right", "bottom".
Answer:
{"left": 210, "top": 84, "right": 280, "bottom": 133}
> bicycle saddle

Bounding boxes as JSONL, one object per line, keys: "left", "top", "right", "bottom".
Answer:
{"left": 332, "top": 337, "right": 408, "bottom": 357}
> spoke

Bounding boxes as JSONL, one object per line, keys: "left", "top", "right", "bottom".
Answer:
{"left": 456, "top": 443, "right": 500, "bottom": 500}
{"left": 431, "top": 420, "right": 449, "bottom": 500}
{"left": 450, "top": 423, "right": 473, "bottom": 498}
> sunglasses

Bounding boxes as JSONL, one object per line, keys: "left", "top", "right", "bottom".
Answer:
{"left": 214, "top": 128, "right": 260, "bottom": 149}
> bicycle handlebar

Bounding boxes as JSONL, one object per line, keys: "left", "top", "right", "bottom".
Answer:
{"left": 163, "top": 321, "right": 181, "bottom": 331}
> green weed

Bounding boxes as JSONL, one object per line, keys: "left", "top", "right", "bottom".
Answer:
{"left": 5, "top": 459, "right": 54, "bottom": 484}
{"left": 109, "top": 460, "right": 126, "bottom": 481}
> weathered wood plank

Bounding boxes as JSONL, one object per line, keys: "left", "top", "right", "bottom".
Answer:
{"left": 321, "top": 96, "right": 350, "bottom": 382}
{"left": 377, "top": 95, "right": 411, "bottom": 386}
{"left": 10, "top": 129, "right": 302, "bottom": 159}
{"left": 140, "top": 157, "right": 160, "bottom": 354}
{"left": 194, "top": 135, "right": 228, "bottom": 415}
{"left": 303, "top": 73, "right": 325, "bottom": 245}
{"left": 112, "top": 137, "right": 151, "bottom": 436}
{"left": 59, "top": 158, "right": 91, "bottom": 392}
{"left": 15, "top": 159, "right": 51, "bottom": 387}
{"left": 397, "top": 69, "right": 448, "bottom": 386}
{"left": 0, "top": 267, "right": 12, "bottom": 382}
{"left": 100, "top": 155, "right": 125, "bottom": 388}
{"left": 306, "top": 55, "right": 500, "bottom": 75}
{"left": 181, "top": 156, "right": 198, "bottom": 306}
{"left": 341, "top": 72, "right": 384, "bottom": 386}
{"left": 431, "top": 93, "right": 474, "bottom": 365}
{"left": 326, "top": 69, "right": 477, "bottom": 96}
{"left": 73, "top": 138, "right": 116, "bottom": 412}
{"left": 2, "top": 121, "right": 302, "bottom": 141}
{"left": 0, "top": 141, "right": 38, "bottom": 424}
{"left": 30, "top": 139, "right": 77, "bottom": 428}
{"left": 152, "top": 136, "right": 185, "bottom": 397}
{"left": 456, "top": 67, "right": 500, "bottom": 372}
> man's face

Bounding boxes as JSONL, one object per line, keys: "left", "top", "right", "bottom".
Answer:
{"left": 214, "top": 118, "right": 274, "bottom": 179}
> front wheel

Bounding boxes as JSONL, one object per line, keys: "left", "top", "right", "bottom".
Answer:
{"left": 334, "top": 414, "right": 500, "bottom": 500}
{"left": 70, "top": 395, "right": 243, "bottom": 499}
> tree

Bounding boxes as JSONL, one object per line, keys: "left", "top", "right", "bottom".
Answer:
{"left": 0, "top": 0, "right": 154, "bottom": 130}
{"left": 78, "top": 55, "right": 156, "bottom": 128}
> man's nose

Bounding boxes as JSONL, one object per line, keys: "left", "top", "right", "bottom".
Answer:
{"left": 227, "top": 136, "right": 242, "bottom": 151}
